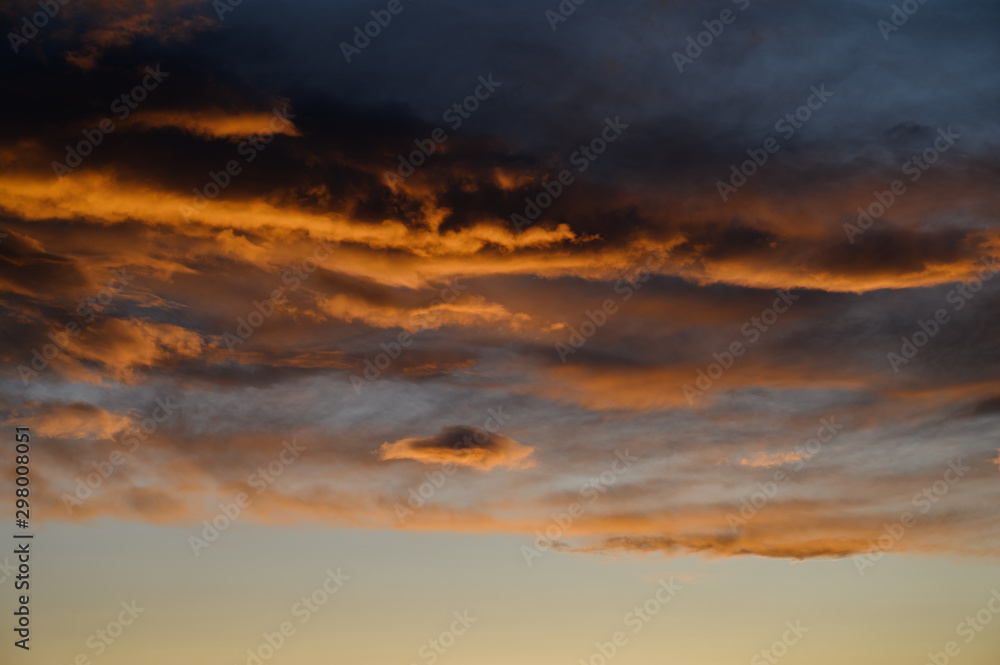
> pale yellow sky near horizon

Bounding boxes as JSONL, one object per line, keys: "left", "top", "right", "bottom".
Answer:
{"left": 3, "top": 521, "right": 998, "bottom": 665}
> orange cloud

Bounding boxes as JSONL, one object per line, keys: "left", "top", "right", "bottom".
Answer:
{"left": 378, "top": 426, "right": 536, "bottom": 470}
{"left": 60, "top": 0, "right": 216, "bottom": 70}
{"left": 738, "top": 451, "right": 807, "bottom": 468}
{"left": 49, "top": 318, "right": 205, "bottom": 384}
{"left": 316, "top": 293, "right": 532, "bottom": 331}
{"left": 2, "top": 402, "right": 131, "bottom": 440}
{"left": 129, "top": 109, "right": 301, "bottom": 139}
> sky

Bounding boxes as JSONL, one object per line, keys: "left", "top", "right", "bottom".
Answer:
{"left": 1, "top": 0, "right": 999, "bottom": 663}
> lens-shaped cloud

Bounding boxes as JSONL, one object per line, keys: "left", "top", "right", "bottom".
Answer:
{"left": 378, "top": 426, "right": 536, "bottom": 471}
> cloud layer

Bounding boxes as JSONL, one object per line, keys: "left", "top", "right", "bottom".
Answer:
{"left": 1, "top": 0, "right": 998, "bottom": 562}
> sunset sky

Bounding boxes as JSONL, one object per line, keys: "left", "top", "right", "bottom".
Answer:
{"left": 1, "top": 0, "right": 999, "bottom": 663}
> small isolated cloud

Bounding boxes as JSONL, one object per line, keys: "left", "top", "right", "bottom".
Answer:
{"left": 377, "top": 426, "right": 535, "bottom": 471}
{"left": 738, "top": 450, "right": 806, "bottom": 468}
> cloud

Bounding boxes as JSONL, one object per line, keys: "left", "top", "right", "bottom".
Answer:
{"left": 41, "top": 0, "right": 216, "bottom": 69}
{"left": 1, "top": 0, "right": 998, "bottom": 566}
{"left": 378, "top": 426, "right": 536, "bottom": 470}
{"left": 129, "top": 109, "right": 301, "bottom": 139}
{"left": 737, "top": 451, "right": 807, "bottom": 468}
{"left": 575, "top": 534, "right": 869, "bottom": 561}
{"left": 1, "top": 401, "right": 131, "bottom": 440}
